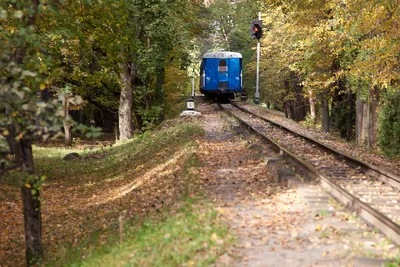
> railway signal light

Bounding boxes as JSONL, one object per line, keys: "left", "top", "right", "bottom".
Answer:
{"left": 252, "top": 15, "right": 262, "bottom": 105}
{"left": 251, "top": 20, "right": 263, "bottom": 40}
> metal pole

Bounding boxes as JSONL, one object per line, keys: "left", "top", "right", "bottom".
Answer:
{"left": 187, "top": 75, "right": 195, "bottom": 111}
{"left": 191, "top": 76, "right": 195, "bottom": 97}
{"left": 255, "top": 40, "right": 260, "bottom": 104}
{"left": 255, "top": 12, "right": 261, "bottom": 104}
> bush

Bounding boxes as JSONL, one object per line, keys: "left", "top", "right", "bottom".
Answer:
{"left": 378, "top": 88, "right": 400, "bottom": 158}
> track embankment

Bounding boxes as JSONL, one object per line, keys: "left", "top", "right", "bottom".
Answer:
{"left": 195, "top": 101, "right": 400, "bottom": 266}
{"left": 221, "top": 102, "right": 400, "bottom": 246}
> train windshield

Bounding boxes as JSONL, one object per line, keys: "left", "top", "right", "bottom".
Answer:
{"left": 218, "top": 60, "right": 228, "bottom": 73}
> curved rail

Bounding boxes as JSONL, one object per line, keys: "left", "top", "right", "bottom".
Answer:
{"left": 221, "top": 103, "right": 400, "bottom": 245}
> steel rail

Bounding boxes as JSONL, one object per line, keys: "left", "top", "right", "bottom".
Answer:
{"left": 231, "top": 102, "right": 400, "bottom": 190}
{"left": 221, "top": 103, "right": 400, "bottom": 245}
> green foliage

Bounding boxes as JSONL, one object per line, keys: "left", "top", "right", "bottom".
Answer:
{"left": 0, "top": 0, "right": 103, "bottom": 190}
{"left": 73, "top": 123, "right": 103, "bottom": 139}
{"left": 386, "top": 257, "right": 400, "bottom": 267}
{"left": 26, "top": 175, "right": 46, "bottom": 198}
{"left": 300, "top": 113, "right": 322, "bottom": 131}
{"left": 0, "top": 2, "right": 63, "bottom": 143}
{"left": 63, "top": 198, "right": 232, "bottom": 266}
{"left": 41, "top": 0, "right": 206, "bottom": 132}
{"left": 331, "top": 100, "right": 350, "bottom": 137}
{"left": 330, "top": 88, "right": 355, "bottom": 139}
{"left": 139, "top": 105, "right": 164, "bottom": 131}
{"left": 378, "top": 88, "right": 400, "bottom": 158}
{"left": 0, "top": 1, "right": 100, "bottom": 138}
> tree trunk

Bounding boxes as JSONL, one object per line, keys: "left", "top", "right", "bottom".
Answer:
{"left": 284, "top": 102, "right": 289, "bottom": 118}
{"left": 368, "top": 87, "right": 380, "bottom": 149}
{"left": 283, "top": 80, "right": 291, "bottom": 119}
{"left": 21, "top": 186, "right": 42, "bottom": 266}
{"left": 15, "top": 140, "right": 42, "bottom": 266}
{"left": 114, "top": 124, "right": 119, "bottom": 142}
{"left": 309, "top": 90, "right": 316, "bottom": 122}
{"left": 118, "top": 61, "right": 136, "bottom": 141}
{"left": 63, "top": 96, "right": 72, "bottom": 146}
{"left": 64, "top": 122, "right": 72, "bottom": 146}
{"left": 355, "top": 94, "right": 367, "bottom": 144}
{"left": 321, "top": 93, "right": 330, "bottom": 132}
{"left": 362, "top": 95, "right": 369, "bottom": 145}
{"left": 346, "top": 90, "right": 354, "bottom": 141}
{"left": 13, "top": 1, "right": 43, "bottom": 264}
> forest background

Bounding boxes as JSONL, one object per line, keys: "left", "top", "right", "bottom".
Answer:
{"left": 1, "top": 0, "right": 400, "bottom": 265}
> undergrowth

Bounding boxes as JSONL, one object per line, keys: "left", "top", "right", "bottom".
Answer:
{"left": 378, "top": 88, "right": 400, "bottom": 159}
{"left": 62, "top": 197, "right": 232, "bottom": 267}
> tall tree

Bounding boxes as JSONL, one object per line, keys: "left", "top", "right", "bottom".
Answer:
{"left": 1, "top": 1, "right": 45, "bottom": 263}
{"left": 0, "top": 1, "right": 64, "bottom": 264}
{"left": 1, "top": 1, "right": 101, "bottom": 264}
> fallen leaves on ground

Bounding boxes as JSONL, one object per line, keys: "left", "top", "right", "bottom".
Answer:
{"left": 194, "top": 102, "right": 400, "bottom": 266}
{"left": 0, "top": 123, "right": 203, "bottom": 266}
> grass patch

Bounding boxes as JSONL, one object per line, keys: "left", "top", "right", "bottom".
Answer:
{"left": 1, "top": 121, "right": 223, "bottom": 266}
{"left": 34, "top": 122, "right": 204, "bottom": 185}
{"left": 61, "top": 197, "right": 233, "bottom": 267}
{"left": 386, "top": 258, "right": 400, "bottom": 267}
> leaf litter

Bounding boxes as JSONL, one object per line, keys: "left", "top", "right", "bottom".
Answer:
{"left": 0, "top": 123, "right": 208, "bottom": 266}
{"left": 194, "top": 102, "right": 400, "bottom": 266}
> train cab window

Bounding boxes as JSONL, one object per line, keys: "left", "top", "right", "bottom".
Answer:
{"left": 218, "top": 60, "right": 228, "bottom": 73}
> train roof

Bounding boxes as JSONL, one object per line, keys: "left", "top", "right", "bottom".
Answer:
{"left": 203, "top": 50, "right": 242, "bottom": 59}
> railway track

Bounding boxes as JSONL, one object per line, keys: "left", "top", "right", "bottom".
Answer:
{"left": 220, "top": 102, "right": 400, "bottom": 245}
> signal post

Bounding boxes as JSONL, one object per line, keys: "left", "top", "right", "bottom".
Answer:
{"left": 251, "top": 13, "right": 263, "bottom": 104}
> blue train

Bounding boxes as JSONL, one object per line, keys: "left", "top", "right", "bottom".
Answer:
{"left": 200, "top": 50, "right": 246, "bottom": 102}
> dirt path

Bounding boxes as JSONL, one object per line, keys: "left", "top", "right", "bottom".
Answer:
{"left": 194, "top": 102, "right": 400, "bottom": 266}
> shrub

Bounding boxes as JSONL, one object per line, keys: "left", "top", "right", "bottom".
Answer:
{"left": 378, "top": 87, "right": 400, "bottom": 158}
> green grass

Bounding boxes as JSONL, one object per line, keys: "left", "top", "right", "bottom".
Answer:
{"left": 386, "top": 258, "right": 400, "bottom": 267}
{"left": 62, "top": 197, "right": 233, "bottom": 267}
{"left": 26, "top": 121, "right": 234, "bottom": 266}
{"left": 34, "top": 123, "right": 204, "bottom": 185}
